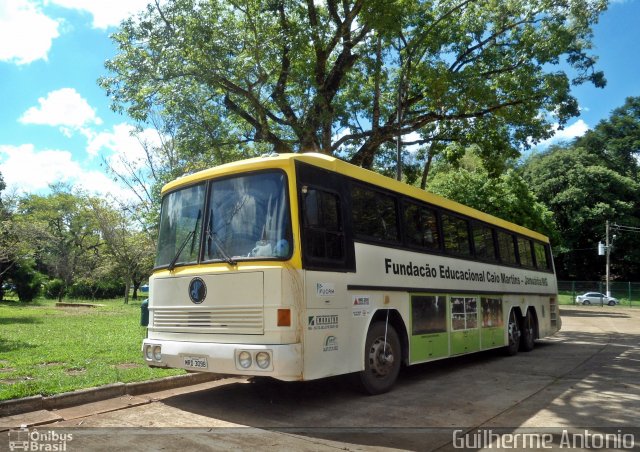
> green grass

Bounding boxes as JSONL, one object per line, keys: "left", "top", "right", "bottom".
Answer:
{"left": 0, "top": 297, "right": 184, "bottom": 401}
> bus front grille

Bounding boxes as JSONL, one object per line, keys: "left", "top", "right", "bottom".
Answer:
{"left": 150, "top": 306, "right": 264, "bottom": 334}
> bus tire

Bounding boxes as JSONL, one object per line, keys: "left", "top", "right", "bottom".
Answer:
{"left": 356, "top": 321, "right": 401, "bottom": 395}
{"left": 520, "top": 311, "right": 536, "bottom": 352}
{"left": 505, "top": 309, "right": 520, "bottom": 356}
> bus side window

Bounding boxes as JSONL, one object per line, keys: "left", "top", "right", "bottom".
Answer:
{"left": 534, "top": 242, "right": 550, "bottom": 270}
{"left": 403, "top": 202, "right": 440, "bottom": 251}
{"left": 442, "top": 214, "right": 471, "bottom": 256}
{"left": 351, "top": 184, "right": 399, "bottom": 243}
{"left": 472, "top": 222, "right": 497, "bottom": 261}
{"left": 302, "top": 188, "right": 345, "bottom": 262}
{"left": 517, "top": 237, "right": 535, "bottom": 268}
{"left": 497, "top": 231, "right": 517, "bottom": 265}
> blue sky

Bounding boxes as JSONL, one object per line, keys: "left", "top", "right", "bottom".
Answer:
{"left": 1, "top": 0, "right": 639, "bottom": 200}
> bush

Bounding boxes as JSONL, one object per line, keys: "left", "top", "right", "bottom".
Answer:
{"left": 12, "top": 265, "right": 43, "bottom": 302}
{"left": 44, "top": 279, "right": 66, "bottom": 300}
{"left": 68, "top": 278, "right": 125, "bottom": 300}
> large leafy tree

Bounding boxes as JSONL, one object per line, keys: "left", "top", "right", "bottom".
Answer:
{"left": 101, "top": 0, "right": 606, "bottom": 176}
{"left": 17, "top": 188, "right": 106, "bottom": 301}
{"left": 522, "top": 146, "right": 640, "bottom": 280}
{"left": 575, "top": 96, "right": 640, "bottom": 179}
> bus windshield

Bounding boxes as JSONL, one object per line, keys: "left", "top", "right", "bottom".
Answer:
{"left": 155, "top": 171, "right": 292, "bottom": 268}
{"left": 156, "top": 183, "right": 206, "bottom": 268}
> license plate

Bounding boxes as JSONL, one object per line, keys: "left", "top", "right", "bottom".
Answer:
{"left": 183, "top": 356, "right": 208, "bottom": 369}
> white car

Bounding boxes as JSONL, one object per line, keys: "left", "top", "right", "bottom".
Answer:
{"left": 575, "top": 292, "right": 619, "bottom": 306}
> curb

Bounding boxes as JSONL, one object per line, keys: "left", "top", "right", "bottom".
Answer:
{"left": 0, "top": 372, "right": 224, "bottom": 417}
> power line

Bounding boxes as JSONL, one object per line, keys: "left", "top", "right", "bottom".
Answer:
{"left": 612, "top": 223, "right": 640, "bottom": 233}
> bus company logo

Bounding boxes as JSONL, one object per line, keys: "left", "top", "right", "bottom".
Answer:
{"left": 8, "top": 427, "right": 73, "bottom": 451}
{"left": 316, "top": 282, "right": 335, "bottom": 297}
{"left": 308, "top": 315, "right": 339, "bottom": 330}
{"left": 323, "top": 335, "right": 338, "bottom": 352}
{"left": 188, "top": 277, "right": 207, "bottom": 304}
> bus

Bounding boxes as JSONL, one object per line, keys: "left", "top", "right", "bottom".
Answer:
{"left": 142, "top": 153, "right": 560, "bottom": 394}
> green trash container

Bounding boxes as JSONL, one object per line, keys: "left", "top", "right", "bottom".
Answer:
{"left": 140, "top": 298, "right": 149, "bottom": 327}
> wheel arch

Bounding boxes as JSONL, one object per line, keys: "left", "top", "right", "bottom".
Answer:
{"left": 509, "top": 306, "right": 524, "bottom": 323}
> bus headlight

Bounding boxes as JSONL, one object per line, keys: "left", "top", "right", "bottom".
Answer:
{"left": 153, "top": 346, "right": 162, "bottom": 361}
{"left": 238, "top": 351, "right": 252, "bottom": 368}
{"left": 256, "top": 351, "right": 271, "bottom": 369}
{"left": 144, "top": 345, "right": 153, "bottom": 361}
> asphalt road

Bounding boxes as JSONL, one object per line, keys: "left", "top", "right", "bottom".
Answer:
{"left": 2, "top": 306, "right": 640, "bottom": 451}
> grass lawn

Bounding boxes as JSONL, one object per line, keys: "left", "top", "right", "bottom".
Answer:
{"left": 0, "top": 297, "right": 184, "bottom": 402}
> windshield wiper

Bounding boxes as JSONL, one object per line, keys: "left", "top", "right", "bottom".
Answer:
{"left": 207, "top": 230, "right": 237, "bottom": 266}
{"left": 168, "top": 210, "right": 201, "bottom": 270}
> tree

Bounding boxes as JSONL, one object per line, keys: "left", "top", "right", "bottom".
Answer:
{"left": 522, "top": 146, "right": 640, "bottom": 280}
{"left": 89, "top": 199, "right": 155, "bottom": 303}
{"left": 17, "top": 188, "right": 105, "bottom": 301}
{"left": 101, "top": 0, "right": 606, "bottom": 178}
{"left": 575, "top": 96, "right": 640, "bottom": 179}
{"left": 0, "top": 173, "right": 39, "bottom": 301}
{"left": 426, "top": 148, "right": 556, "bottom": 238}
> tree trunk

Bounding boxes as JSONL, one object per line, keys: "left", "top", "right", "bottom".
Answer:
{"left": 420, "top": 144, "right": 437, "bottom": 189}
{"left": 132, "top": 281, "right": 141, "bottom": 300}
{"left": 124, "top": 279, "right": 130, "bottom": 304}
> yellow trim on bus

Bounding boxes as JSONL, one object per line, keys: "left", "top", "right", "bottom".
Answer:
{"left": 160, "top": 153, "right": 549, "bottom": 244}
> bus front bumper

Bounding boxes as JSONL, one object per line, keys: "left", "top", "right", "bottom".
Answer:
{"left": 142, "top": 339, "right": 303, "bottom": 381}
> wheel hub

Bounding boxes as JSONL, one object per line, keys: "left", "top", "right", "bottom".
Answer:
{"left": 369, "top": 337, "right": 394, "bottom": 377}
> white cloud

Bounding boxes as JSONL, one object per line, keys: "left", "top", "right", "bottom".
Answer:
{"left": 48, "top": 0, "right": 150, "bottom": 29}
{"left": 0, "top": 0, "right": 60, "bottom": 65}
{"left": 0, "top": 143, "right": 134, "bottom": 201}
{"left": 86, "top": 122, "right": 162, "bottom": 167}
{"left": 555, "top": 119, "right": 590, "bottom": 140}
{"left": 536, "top": 119, "right": 590, "bottom": 148}
{"left": 19, "top": 88, "right": 102, "bottom": 128}
{"left": 83, "top": 123, "right": 165, "bottom": 200}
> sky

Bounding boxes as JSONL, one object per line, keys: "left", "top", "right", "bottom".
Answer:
{"left": 1, "top": 0, "right": 639, "bottom": 201}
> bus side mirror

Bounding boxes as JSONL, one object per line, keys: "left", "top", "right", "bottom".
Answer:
{"left": 141, "top": 299, "right": 149, "bottom": 327}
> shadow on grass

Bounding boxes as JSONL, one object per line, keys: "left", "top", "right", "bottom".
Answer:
{"left": 0, "top": 337, "right": 37, "bottom": 353}
{"left": 0, "top": 316, "right": 42, "bottom": 325}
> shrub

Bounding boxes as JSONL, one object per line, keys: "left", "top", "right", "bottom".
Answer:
{"left": 68, "top": 278, "right": 125, "bottom": 300}
{"left": 44, "top": 279, "right": 66, "bottom": 300}
{"left": 12, "top": 265, "right": 43, "bottom": 302}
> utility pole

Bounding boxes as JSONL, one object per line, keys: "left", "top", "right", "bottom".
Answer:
{"left": 605, "top": 220, "right": 610, "bottom": 297}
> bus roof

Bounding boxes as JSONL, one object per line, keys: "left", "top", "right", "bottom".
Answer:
{"left": 162, "top": 152, "right": 549, "bottom": 243}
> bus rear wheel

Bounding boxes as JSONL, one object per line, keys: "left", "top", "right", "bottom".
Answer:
{"left": 356, "top": 321, "right": 401, "bottom": 395}
{"left": 505, "top": 309, "right": 520, "bottom": 356}
{"left": 520, "top": 311, "right": 536, "bottom": 352}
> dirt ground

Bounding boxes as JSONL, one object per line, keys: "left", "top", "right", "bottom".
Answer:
{"left": 2, "top": 306, "right": 639, "bottom": 451}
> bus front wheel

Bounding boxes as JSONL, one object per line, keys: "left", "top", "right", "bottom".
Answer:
{"left": 356, "top": 321, "right": 401, "bottom": 395}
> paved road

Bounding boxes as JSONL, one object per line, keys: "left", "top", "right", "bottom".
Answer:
{"left": 2, "top": 306, "right": 640, "bottom": 451}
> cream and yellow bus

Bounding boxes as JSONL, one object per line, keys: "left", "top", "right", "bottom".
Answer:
{"left": 142, "top": 153, "right": 560, "bottom": 394}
